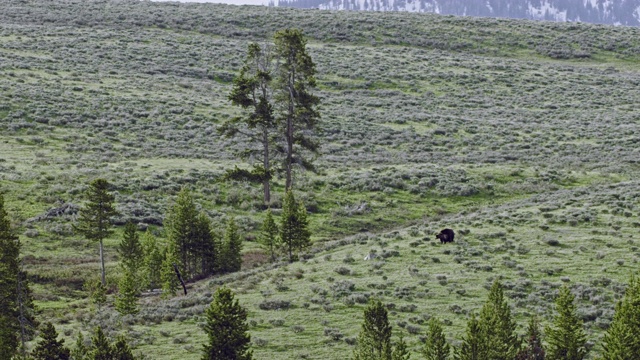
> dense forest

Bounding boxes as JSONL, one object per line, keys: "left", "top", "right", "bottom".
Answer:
{"left": 1, "top": 0, "right": 640, "bottom": 359}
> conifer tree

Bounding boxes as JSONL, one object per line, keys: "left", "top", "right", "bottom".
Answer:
{"left": 165, "top": 188, "right": 199, "bottom": 278}
{"left": 546, "top": 286, "right": 588, "bottom": 360}
{"left": 516, "top": 316, "right": 545, "bottom": 360}
{"left": 118, "top": 221, "right": 143, "bottom": 276}
{"left": 392, "top": 334, "right": 410, "bottom": 360}
{"left": 478, "top": 280, "right": 520, "bottom": 360}
{"left": 220, "top": 218, "right": 242, "bottom": 273}
{"left": 161, "top": 247, "right": 180, "bottom": 298}
{"left": 193, "top": 213, "right": 216, "bottom": 277}
{"left": 90, "top": 327, "right": 113, "bottom": 360}
{"left": 601, "top": 276, "right": 640, "bottom": 359}
{"left": 113, "top": 335, "right": 136, "bottom": 360}
{"left": 353, "top": 299, "right": 393, "bottom": 360}
{"left": 423, "top": 318, "right": 450, "bottom": 360}
{"left": 454, "top": 314, "right": 484, "bottom": 360}
{"left": 223, "top": 41, "right": 276, "bottom": 205}
{"left": 70, "top": 332, "right": 89, "bottom": 360}
{"left": 259, "top": 209, "right": 280, "bottom": 262}
{"left": 280, "top": 190, "right": 310, "bottom": 262}
{"left": 32, "top": 322, "right": 70, "bottom": 360}
{"left": 88, "top": 280, "right": 107, "bottom": 309}
{"left": 274, "top": 28, "right": 320, "bottom": 190}
{"left": 202, "top": 287, "right": 252, "bottom": 360}
{"left": 74, "top": 179, "right": 117, "bottom": 286}
{"left": 141, "top": 230, "right": 163, "bottom": 291}
{"left": 0, "top": 193, "right": 36, "bottom": 359}
{"left": 115, "top": 269, "right": 139, "bottom": 315}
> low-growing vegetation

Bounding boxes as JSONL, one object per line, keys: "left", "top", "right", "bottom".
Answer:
{"left": 1, "top": 0, "right": 640, "bottom": 359}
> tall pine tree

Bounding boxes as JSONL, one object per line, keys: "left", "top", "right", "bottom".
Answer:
{"left": 202, "top": 287, "right": 252, "bottom": 360}
{"left": 74, "top": 179, "right": 117, "bottom": 286}
{"left": 353, "top": 299, "right": 393, "bottom": 360}
{"left": 601, "top": 276, "right": 640, "bottom": 359}
{"left": 0, "top": 193, "right": 36, "bottom": 359}
{"left": 223, "top": 41, "right": 276, "bottom": 205}
{"left": 546, "top": 286, "right": 588, "bottom": 360}
{"left": 274, "top": 28, "right": 320, "bottom": 190}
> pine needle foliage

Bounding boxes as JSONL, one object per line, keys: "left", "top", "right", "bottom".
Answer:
{"left": 478, "top": 280, "right": 520, "bottom": 360}
{"left": 601, "top": 275, "right": 640, "bottom": 359}
{"left": 90, "top": 327, "right": 114, "bottom": 360}
{"left": 454, "top": 314, "right": 484, "bottom": 360}
{"left": 259, "top": 209, "right": 280, "bottom": 262}
{"left": 423, "top": 318, "right": 450, "bottom": 360}
{"left": 141, "top": 230, "right": 163, "bottom": 291}
{"left": 74, "top": 179, "right": 117, "bottom": 286}
{"left": 201, "top": 287, "right": 252, "bottom": 360}
{"left": 0, "top": 193, "right": 36, "bottom": 359}
{"left": 546, "top": 286, "right": 588, "bottom": 360}
{"left": 32, "top": 322, "right": 70, "bottom": 360}
{"left": 280, "top": 190, "right": 311, "bottom": 262}
{"left": 273, "top": 28, "right": 320, "bottom": 189}
{"left": 115, "top": 268, "right": 139, "bottom": 315}
{"left": 118, "top": 221, "right": 143, "bottom": 275}
{"left": 220, "top": 217, "right": 242, "bottom": 273}
{"left": 516, "top": 316, "right": 545, "bottom": 360}
{"left": 353, "top": 299, "right": 393, "bottom": 360}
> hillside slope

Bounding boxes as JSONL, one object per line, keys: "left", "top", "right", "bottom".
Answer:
{"left": 0, "top": 1, "right": 640, "bottom": 358}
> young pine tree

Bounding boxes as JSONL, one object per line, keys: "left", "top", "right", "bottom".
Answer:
{"left": 90, "top": 327, "right": 114, "bottom": 360}
{"left": 454, "top": 314, "right": 484, "bottom": 360}
{"left": 423, "top": 318, "right": 450, "bottom": 360}
{"left": 74, "top": 179, "right": 117, "bottom": 286}
{"left": 353, "top": 299, "right": 393, "bottom": 360}
{"left": 601, "top": 276, "right": 640, "bottom": 359}
{"left": 118, "top": 221, "right": 144, "bottom": 276}
{"left": 0, "top": 193, "right": 36, "bottom": 359}
{"left": 70, "top": 332, "right": 89, "bottom": 360}
{"left": 392, "top": 334, "right": 410, "bottom": 360}
{"left": 32, "top": 322, "right": 70, "bottom": 360}
{"left": 280, "top": 190, "right": 311, "bottom": 262}
{"left": 141, "top": 230, "right": 163, "bottom": 291}
{"left": 88, "top": 280, "right": 107, "bottom": 310}
{"left": 202, "top": 287, "right": 252, "bottom": 360}
{"left": 161, "top": 247, "right": 180, "bottom": 298}
{"left": 546, "top": 286, "right": 588, "bottom": 360}
{"left": 113, "top": 335, "right": 136, "bottom": 360}
{"left": 516, "top": 316, "right": 545, "bottom": 360}
{"left": 165, "top": 188, "right": 199, "bottom": 278}
{"left": 259, "top": 209, "right": 280, "bottom": 262}
{"left": 115, "top": 269, "right": 139, "bottom": 315}
{"left": 478, "top": 280, "right": 520, "bottom": 360}
{"left": 193, "top": 213, "right": 216, "bottom": 277}
{"left": 220, "top": 218, "right": 242, "bottom": 273}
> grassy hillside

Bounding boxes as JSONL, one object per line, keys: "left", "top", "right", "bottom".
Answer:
{"left": 1, "top": 0, "right": 640, "bottom": 358}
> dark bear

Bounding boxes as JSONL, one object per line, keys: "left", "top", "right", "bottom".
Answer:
{"left": 436, "top": 229, "right": 455, "bottom": 244}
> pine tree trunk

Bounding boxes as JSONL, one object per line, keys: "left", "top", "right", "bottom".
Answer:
{"left": 99, "top": 239, "right": 106, "bottom": 286}
{"left": 263, "top": 127, "right": 271, "bottom": 204}
{"left": 285, "top": 66, "right": 295, "bottom": 190}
